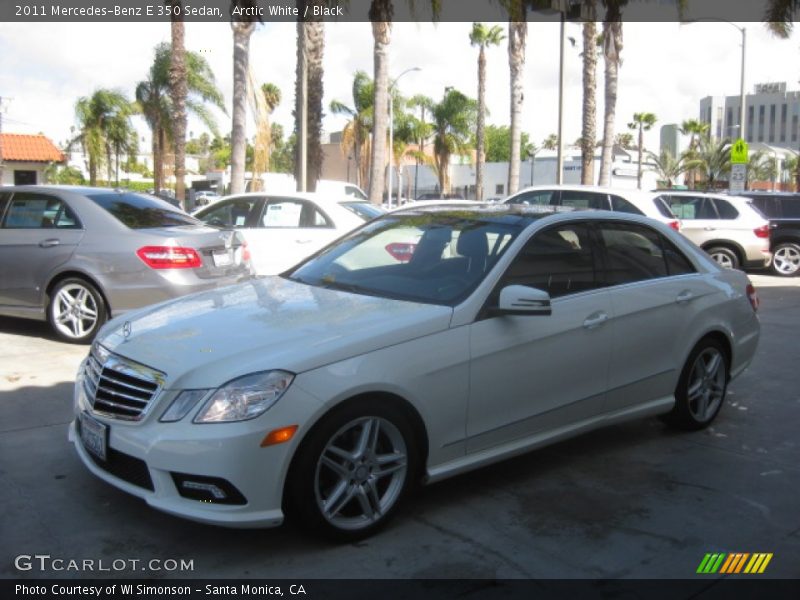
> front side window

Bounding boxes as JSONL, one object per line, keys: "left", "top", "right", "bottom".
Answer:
{"left": 508, "top": 190, "right": 557, "bottom": 207}
{"left": 200, "top": 197, "right": 261, "bottom": 228}
{"left": 2, "top": 192, "right": 80, "bottom": 229}
{"left": 560, "top": 190, "right": 609, "bottom": 211}
{"left": 667, "top": 196, "right": 717, "bottom": 220}
{"left": 501, "top": 223, "right": 598, "bottom": 298}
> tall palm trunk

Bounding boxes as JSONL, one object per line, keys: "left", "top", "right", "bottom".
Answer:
{"left": 598, "top": 17, "right": 622, "bottom": 187}
{"left": 231, "top": 21, "right": 255, "bottom": 195}
{"left": 636, "top": 123, "right": 644, "bottom": 189}
{"left": 507, "top": 19, "right": 527, "bottom": 196}
{"left": 580, "top": 8, "right": 597, "bottom": 185}
{"left": 368, "top": 7, "right": 392, "bottom": 205}
{"left": 169, "top": 5, "right": 188, "bottom": 207}
{"left": 305, "top": 18, "right": 325, "bottom": 192}
{"left": 475, "top": 45, "right": 487, "bottom": 201}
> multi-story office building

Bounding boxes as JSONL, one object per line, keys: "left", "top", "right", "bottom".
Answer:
{"left": 700, "top": 82, "right": 800, "bottom": 149}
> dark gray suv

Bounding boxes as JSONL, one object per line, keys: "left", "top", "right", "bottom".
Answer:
{"left": 0, "top": 186, "right": 254, "bottom": 343}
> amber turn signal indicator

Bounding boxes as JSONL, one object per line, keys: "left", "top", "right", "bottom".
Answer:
{"left": 260, "top": 425, "right": 299, "bottom": 447}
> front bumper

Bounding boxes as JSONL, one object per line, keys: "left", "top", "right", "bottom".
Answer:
{"left": 69, "top": 378, "right": 323, "bottom": 528}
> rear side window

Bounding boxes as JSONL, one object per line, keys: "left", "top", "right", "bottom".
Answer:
{"left": 781, "top": 197, "right": 800, "bottom": 218}
{"left": 748, "top": 196, "right": 778, "bottom": 218}
{"left": 712, "top": 199, "right": 739, "bottom": 219}
{"left": 2, "top": 192, "right": 81, "bottom": 229}
{"left": 344, "top": 186, "right": 368, "bottom": 200}
{"left": 507, "top": 190, "right": 557, "bottom": 206}
{"left": 88, "top": 192, "right": 197, "bottom": 229}
{"left": 560, "top": 190, "right": 609, "bottom": 210}
{"left": 0, "top": 192, "right": 11, "bottom": 221}
{"left": 610, "top": 195, "right": 645, "bottom": 215}
{"left": 502, "top": 223, "right": 598, "bottom": 297}
{"left": 667, "top": 196, "right": 717, "bottom": 220}
{"left": 662, "top": 236, "right": 696, "bottom": 275}
{"left": 653, "top": 195, "right": 676, "bottom": 218}
{"left": 261, "top": 199, "right": 332, "bottom": 228}
{"left": 598, "top": 223, "right": 668, "bottom": 285}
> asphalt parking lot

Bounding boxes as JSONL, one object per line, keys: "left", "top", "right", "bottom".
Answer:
{"left": 1, "top": 274, "right": 799, "bottom": 580}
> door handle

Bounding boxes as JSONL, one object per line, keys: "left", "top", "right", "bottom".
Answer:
{"left": 39, "top": 239, "right": 60, "bottom": 248}
{"left": 703, "top": 226, "right": 716, "bottom": 231}
{"left": 676, "top": 290, "right": 695, "bottom": 304}
{"left": 583, "top": 312, "right": 609, "bottom": 330}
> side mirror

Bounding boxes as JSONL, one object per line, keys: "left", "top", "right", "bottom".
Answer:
{"left": 494, "top": 285, "right": 552, "bottom": 316}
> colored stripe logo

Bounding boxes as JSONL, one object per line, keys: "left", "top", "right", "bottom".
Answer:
{"left": 697, "top": 553, "right": 773, "bottom": 574}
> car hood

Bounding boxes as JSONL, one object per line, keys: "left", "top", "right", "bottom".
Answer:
{"left": 97, "top": 277, "right": 453, "bottom": 389}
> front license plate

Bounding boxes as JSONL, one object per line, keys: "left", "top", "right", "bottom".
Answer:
{"left": 79, "top": 412, "right": 108, "bottom": 462}
{"left": 212, "top": 250, "right": 233, "bottom": 267}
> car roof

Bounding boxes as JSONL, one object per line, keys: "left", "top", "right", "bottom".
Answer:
{"left": 216, "top": 191, "right": 358, "bottom": 205}
{"left": 510, "top": 184, "right": 661, "bottom": 199}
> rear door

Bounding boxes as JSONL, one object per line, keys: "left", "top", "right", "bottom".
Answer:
{"left": 0, "top": 191, "right": 84, "bottom": 308}
{"left": 664, "top": 195, "right": 718, "bottom": 247}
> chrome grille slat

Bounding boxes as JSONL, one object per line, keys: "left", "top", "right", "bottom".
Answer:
{"left": 81, "top": 344, "right": 163, "bottom": 421}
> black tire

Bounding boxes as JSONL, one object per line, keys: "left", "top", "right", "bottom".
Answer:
{"left": 661, "top": 338, "right": 729, "bottom": 430}
{"left": 284, "top": 398, "right": 419, "bottom": 542}
{"left": 47, "top": 277, "right": 107, "bottom": 344}
{"left": 706, "top": 246, "right": 740, "bottom": 270}
{"left": 770, "top": 242, "right": 800, "bottom": 277}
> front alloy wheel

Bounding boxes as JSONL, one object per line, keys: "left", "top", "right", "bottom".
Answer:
{"left": 771, "top": 242, "right": 800, "bottom": 277}
{"left": 286, "top": 400, "right": 418, "bottom": 541}
{"left": 48, "top": 278, "right": 107, "bottom": 343}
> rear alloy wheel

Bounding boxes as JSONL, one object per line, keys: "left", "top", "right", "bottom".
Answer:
{"left": 662, "top": 339, "right": 728, "bottom": 430}
{"left": 286, "top": 401, "right": 418, "bottom": 541}
{"left": 48, "top": 278, "right": 107, "bottom": 344}
{"left": 707, "top": 246, "right": 739, "bottom": 270}
{"left": 771, "top": 242, "right": 800, "bottom": 277}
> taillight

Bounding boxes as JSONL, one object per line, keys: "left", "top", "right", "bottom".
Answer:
{"left": 385, "top": 242, "right": 416, "bottom": 262}
{"left": 754, "top": 225, "right": 770, "bottom": 239}
{"left": 746, "top": 282, "right": 759, "bottom": 312}
{"left": 668, "top": 220, "right": 680, "bottom": 231}
{"left": 136, "top": 246, "right": 202, "bottom": 269}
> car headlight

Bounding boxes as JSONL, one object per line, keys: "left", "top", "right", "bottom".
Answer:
{"left": 193, "top": 371, "right": 294, "bottom": 423}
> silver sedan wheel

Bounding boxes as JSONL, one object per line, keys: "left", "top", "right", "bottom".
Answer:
{"left": 51, "top": 283, "right": 99, "bottom": 340}
{"left": 314, "top": 416, "right": 408, "bottom": 531}
{"left": 772, "top": 244, "right": 800, "bottom": 276}
{"left": 686, "top": 347, "right": 727, "bottom": 423}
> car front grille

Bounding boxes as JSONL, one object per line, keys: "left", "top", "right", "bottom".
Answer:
{"left": 83, "top": 345, "right": 164, "bottom": 421}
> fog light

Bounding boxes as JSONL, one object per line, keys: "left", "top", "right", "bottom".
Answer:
{"left": 182, "top": 481, "right": 226, "bottom": 500}
{"left": 171, "top": 473, "right": 247, "bottom": 505}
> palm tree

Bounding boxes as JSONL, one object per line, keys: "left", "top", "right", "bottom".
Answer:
{"left": 431, "top": 89, "right": 478, "bottom": 194}
{"left": 627, "top": 112, "right": 657, "bottom": 189}
{"left": 679, "top": 119, "right": 709, "bottom": 190}
{"left": 230, "top": 3, "right": 258, "bottom": 195}
{"left": 330, "top": 71, "right": 374, "bottom": 189}
{"left": 105, "top": 109, "right": 138, "bottom": 186}
{"left": 580, "top": 0, "right": 598, "bottom": 185}
{"left": 783, "top": 155, "right": 799, "bottom": 190}
{"left": 470, "top": 23, "right": 505, "bottom": 202}
{"left": 614, "top": 132, "right": 635, "bottom": 150}
{"left": 646, "top": 148, "right": 701, "bottom": 189}
{"left": 262, "top": 83, "right": 282, "bottom": 174}
{"left": 597, "top": 1, "right": 625, "bottom": 186}
{"left": 367, "top": 0, "right": 393, "bottom": 204}
{"left": 169, "top": 2, "right": 188, "bottom": 206}
{"left": 73, "top": 89, "right": 134, "bottom": 186}
{"left": 542, "top": 134, "right": 558, "bottom": 151}
{"left": 135, "top": 43, "right": 225, "bottom": 193}
{"left": 296, "top": 3, "right": 325, "bottom": 192}
{"left": 506, "top": 6, "right": 527, "bottom": 196}
{"left": 249, "top": 83, "right": 282, "bottom": 187}
{"left": 696, "top": 135, "right": 732, "bottom": 190}
{"left": 408, "top": 94, "right": 435, "bottom": 199}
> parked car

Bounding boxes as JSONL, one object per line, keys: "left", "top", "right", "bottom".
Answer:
{"left": 656, "top": 191, "right": 771, "bottom": 270}
{"left": 316, "top": 179, "right": 369, "bottom": 200}
{"left": 737, "top": 191, "right": 800, "bottom": 276}
{"left": 504, "top": 185, "right": 681, "bottom": 230}
{"left": 192, "top": 192, "right": 373, "bottom": 276}
{"left": 0, "top": 186, "right": 253, "bottom": 343}
{"left": 70, "top": 205, "right": 760, "bottom": 540}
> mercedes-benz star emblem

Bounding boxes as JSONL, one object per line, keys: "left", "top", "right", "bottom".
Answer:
{"left": 122, "top": 321, "right": 132, "bottom": 340}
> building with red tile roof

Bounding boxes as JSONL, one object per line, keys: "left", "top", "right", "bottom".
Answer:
{"left": 0, "top": 133, "right": 65, "bottom": 185}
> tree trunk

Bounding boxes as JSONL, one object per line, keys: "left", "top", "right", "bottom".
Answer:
{"left": 581, "top": 16, "right": 597, "bottom": 185}
{"left": 476, "top": 45, "right": 486, "bottom": 201}
{"left": 507, "top": 19, "right": 527, "bottom": 196}
{"left": 368, "top": 10, "right": 392, "bottom": 205}
{"left": 637, "top": 124, "right": 644, "bottom": 189}
{"left": 169, "top": 5, "right": 188, "bottom": 207}
{"left": 231, "top": 22, "right": 255, "bottom": 195}
{"left": 157, "top": 127, "right": 166, "bottom": 192}
{"left": 306, "top": 18, "right": 325, "bottom": 192}
{"left": 598, "top": 20, "right": 622, "bottom": 187}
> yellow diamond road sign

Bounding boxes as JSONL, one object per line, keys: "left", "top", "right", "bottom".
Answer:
{"left": 731, "top": 138, "right": 749, "bottom": 164}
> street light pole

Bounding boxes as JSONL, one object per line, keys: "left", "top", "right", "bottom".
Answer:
{"left": 556, "top": 11, "right": 566, "bottom": 184}
{"left": 387, "top": 67, "right": 421, "bottom": 209}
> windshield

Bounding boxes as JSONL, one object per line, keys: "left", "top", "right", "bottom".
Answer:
{"left": 340, "top": 201, "right": 386, "bottom": 220}
{"left": 286, "top": 211, "right": 526, "bottom": 306}
{"left": 88, "top": 192, "right": 199, "bottom": 229}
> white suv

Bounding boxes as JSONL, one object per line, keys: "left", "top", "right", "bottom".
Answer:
{"left": 656, "top": 192, "right": 771, "bottom": 270}
{"left": 504, "top": 185, "right": 681, "bottom": 231}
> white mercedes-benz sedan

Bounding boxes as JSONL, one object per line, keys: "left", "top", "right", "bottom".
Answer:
{"left": 69, "top": 205, "right": 760, "bottom": 540}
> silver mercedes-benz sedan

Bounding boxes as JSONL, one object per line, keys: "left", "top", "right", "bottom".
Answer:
{"left": 70, "top": 205, "right": 760, "bottom": 540}
{"left": 0, "top": 186, "right": 254, "bottom": 343}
